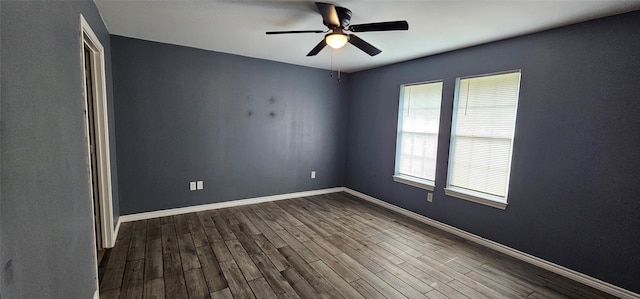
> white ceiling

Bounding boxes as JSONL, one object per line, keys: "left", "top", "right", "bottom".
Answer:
{"left": 94, "top": 0, "right": 640, "bottom": 73}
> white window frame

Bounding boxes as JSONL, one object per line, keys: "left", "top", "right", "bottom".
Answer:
{"left": 393, "top": 80, "right": 444, "bottom": 191}
{"left": 445, "top": 70, "right": 521, "bottom": 210}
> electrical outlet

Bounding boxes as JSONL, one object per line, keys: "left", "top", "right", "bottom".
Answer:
{"left": 311, "top": 171, "right": 316, "bottom": 179}
{"left": 189, "top": 181, "right": 197, "bottom": 191}
{"left": 427, "top": 193, "right": 433, "bottom": 202}
{"left": 197, "top": 180, "right": 203, "bottom": 190}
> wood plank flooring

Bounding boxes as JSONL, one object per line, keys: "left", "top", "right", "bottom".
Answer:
{"left": 100, "top": 192, "right": 616, "bottom": 299}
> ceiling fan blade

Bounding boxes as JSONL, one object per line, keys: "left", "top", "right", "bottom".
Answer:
{"left": 266, "top": 30, "right": 325, "bottom": 35}
{"left": 349, "top": 21, "right": 409, "bottom": 32}
{"left": 315, "top": 2, "right": 340, "bottom": 28}
{"left": 348, "top": 34, "right": 381, "bottom": 56}
{"left": 306, "top": 39, "right": 327, "bottom": 56}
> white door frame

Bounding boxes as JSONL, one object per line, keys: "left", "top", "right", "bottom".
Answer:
{"left": 79, "top": 14, "right": 115, "bottom": 249}
{"left": 80, "top": 14, "right": 115, "bottom": 297}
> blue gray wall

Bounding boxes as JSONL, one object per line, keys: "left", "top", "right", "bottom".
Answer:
{"left": 0, "top": 1, "right": 119, "bottom": 297}
{"left": 345, "top": 11, "right": 640, "bottom": 292}
{"left": 111, "top": 36, "right": 347, "bottom": 215}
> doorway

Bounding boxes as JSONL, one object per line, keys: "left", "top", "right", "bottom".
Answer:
{"left": 84, "top": 44, "right": 103, "bottom": 252}
{"left": 80, "top": 14, "right": 116, "bottom": 294}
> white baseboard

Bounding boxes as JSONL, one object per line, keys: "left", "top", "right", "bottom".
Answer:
{"left": 343, "top": 188, "right": 640, "bottom": 299}
{"left": 112, "top": 216, "right": 121, "bottom": 246}
{"left": 118, "top": 187, "right": 345, "bottom": 223}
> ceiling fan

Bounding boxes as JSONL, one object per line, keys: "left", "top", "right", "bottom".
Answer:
{"left": 266, "top": 2, "right": 409, "bottom": 57}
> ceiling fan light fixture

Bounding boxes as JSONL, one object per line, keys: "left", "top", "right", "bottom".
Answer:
{"left": 269, "top": 2, "right": 408, "bottom": 57}
{"left": 326, "top": 33, "right": 348, "bottom": 49}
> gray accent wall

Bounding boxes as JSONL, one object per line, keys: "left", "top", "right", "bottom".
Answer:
{"left": 111, "top": 36, "right": 347, "bottom": 215}
{"left": 345, "top": 11, "right": 640, "bottom": 292}
{"left": 0, "top": 1, "right": 118, "bottom": 297}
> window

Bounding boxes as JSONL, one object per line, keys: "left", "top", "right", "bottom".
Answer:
{"left": 445, "top": 71, "right": 521, "bottom": 209}
{"left": 393, "top": 81, "right": 443, "bottom": 190}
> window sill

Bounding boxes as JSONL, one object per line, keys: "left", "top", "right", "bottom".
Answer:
{"left": 444, "top": 187, "right": 508, "bottom": 210}
{"left": 393, "top": 175, "right": 435, "bottom": 191}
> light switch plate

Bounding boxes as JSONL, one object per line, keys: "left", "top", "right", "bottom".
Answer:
{"left": 311, "top": 171, "right": 316, "bottom": 179}
{"left": 189, "top": 181, "right": 197, "bottom": 191}
{"left": 197, "top": 181, "right": 203, "bottom": 190}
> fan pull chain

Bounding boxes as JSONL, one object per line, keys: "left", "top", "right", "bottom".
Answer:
{"left": 329, "top": 49, "right": 341, "bottom": 82}
{"left": 330, "top": 50, "right": 335, "bottom": 78}
{"left": 336, "top": 50, "right": 341, "bottom": 82}
{"left": 331, "top": 50, "right": 334, "bottom": 74}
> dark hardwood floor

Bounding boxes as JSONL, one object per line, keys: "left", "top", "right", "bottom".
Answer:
{"left": 100, "top": 192, "right": 616, "bottom": 298}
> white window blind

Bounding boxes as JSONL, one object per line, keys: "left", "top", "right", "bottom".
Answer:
{"left": 447, "top": 71, "right": 521, "bottom": 202}
{"left": 395, "top": 81, "right": 443, "bottom": 186}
